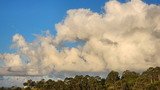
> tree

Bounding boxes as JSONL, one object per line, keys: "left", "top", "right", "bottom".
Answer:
{"left": 20, "top": 67, "right": 160, "bottom": 90}
{"left": 121, "top": 70, "right": 139, "bottom": 89}
{"left": 133, "top": 67, "right": 160, "bottom": 89}
{"left": 106, "top": 70, "right": 120, "bottom": 84}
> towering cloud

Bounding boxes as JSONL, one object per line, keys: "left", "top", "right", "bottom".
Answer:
{"left": 0, "top": 0, "right": 160, "bottom": 77}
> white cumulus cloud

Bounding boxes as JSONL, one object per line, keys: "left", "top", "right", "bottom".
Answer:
{"left": 0, "top": 0, "right": 160, "bottom": 77}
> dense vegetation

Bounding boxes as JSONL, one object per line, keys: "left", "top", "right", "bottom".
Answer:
{"left": 0, "top": 67, "right": 160, "bottom": 90}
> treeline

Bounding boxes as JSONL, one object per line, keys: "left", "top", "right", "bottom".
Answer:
{"left": 1, "top": 67, "right": 160, "bottom": 90}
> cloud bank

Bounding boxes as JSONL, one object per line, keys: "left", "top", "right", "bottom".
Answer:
{"left": 0, "top": 0, "right": 160, "bottom": 78}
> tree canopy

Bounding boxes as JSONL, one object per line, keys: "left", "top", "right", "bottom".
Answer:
{"left": 0, "top": 67, "right": 160, "bottom": 90}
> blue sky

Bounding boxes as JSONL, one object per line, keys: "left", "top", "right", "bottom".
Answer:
{"left": 0, "top": 0, "right": 160, "bottom": 53}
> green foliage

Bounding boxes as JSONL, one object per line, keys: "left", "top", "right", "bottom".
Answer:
{"left": 1, "top": 67, "right": 160, "bottom": 90}
{"left": 106, "top": 70, "right": 120, "bottom": 84}
{"left": 133, "top": 67, "right": 160, "bottom": 89}
{"left": 121, "top": 70, "right": 139, "bottom": 89}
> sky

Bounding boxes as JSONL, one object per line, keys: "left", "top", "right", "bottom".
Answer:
{"left": 0, "top": 0, "right": 160, "bottom": 53}
{"left": 0, "top": 0, "right": 107, "bottom": 53}
{"left": 0, "top": 0, "right": 160, "bottom": 87}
